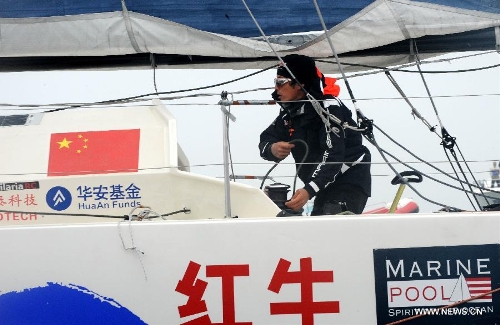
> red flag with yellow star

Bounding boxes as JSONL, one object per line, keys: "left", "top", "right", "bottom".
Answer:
{"left": 47, "top": 129, "right": 140, "bottom": 176}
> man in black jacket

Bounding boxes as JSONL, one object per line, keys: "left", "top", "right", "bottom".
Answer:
{"left": 259, "top": 54, "right": 371, "bottom": 215}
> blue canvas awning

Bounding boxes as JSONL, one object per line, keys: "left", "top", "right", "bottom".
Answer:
{"left": 0, "top": 0, "right": 498, "bottom": 72}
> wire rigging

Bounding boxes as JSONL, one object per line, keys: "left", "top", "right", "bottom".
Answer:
{"left": 150, "top": 53, "right": 159, "bottom": 95}
{"left": 383, "top": 69, "right": 489, "bottom": 209}
{"left": 1, "top": 52, "right": 497, "bottom": 112}
{"left": 384, "top": 71, "right": 439, "bottom": 135}
{"left": 371, "top": 123, "right": 500, "bottom": 203}
{"left": 240, "top": 0, "right": 500, "bottom": 212}
{"left": 43, "top": 65, "right": 277, "bottom": 113}
{"left": 413, "top": 43, "right": 484, "bottom": 210}
{"left": 312, "top": 0, "right": 376, "bottom": 141}
{"left": 241, "top": 0, "right": 373, "bottom": 200}
{"left": 368, "top": 136, "right": 458, "bottom": 209}
{"left": 1, "top": 2, "right": 497, "bottom": 214}
{"left": 311, "top": 1, "right": 441, "bottom": 208}
{"left": 313, "top": 2, "right": 498, "bottom": 211}
{"left": 242, "top": 0, "right": 366, "bottom": 139}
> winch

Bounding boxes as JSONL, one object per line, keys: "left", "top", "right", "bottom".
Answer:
{"left": 264, "top": 183, "right": 303, "bottom": 217}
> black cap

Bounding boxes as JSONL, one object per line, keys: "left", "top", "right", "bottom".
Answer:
{"left": 277, "top": 54, "right": 320, "bottom": 92}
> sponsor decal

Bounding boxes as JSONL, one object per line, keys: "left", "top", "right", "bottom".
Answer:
{"left": 177, "top": 257, "right": 340, "bottom": 324}
{"left": 45, "top": 183, "right": 142, "bottom": 212}
{"left": 373, "top": 244, "right": 500, "bottom": 324}
{"left": 0, "top": 189, "right": 39, "bottom": 221}
{"left": 0, "top": 213, "right": 37, "bottom": 222}
{"left": 0, "top": 181, "right": 39, "bottom": 191}
{"left": 75, "top": 182, "right": 141, "bottom": 210}
{"left": 0, "top": 193, "right": 38, "bottom": 208}
{"left": 0, "top": 283, "right": 145, "bottom": 324}
{"left": 0, "top": 257, "right": 339, "bottom": 324}
{"left": 46, "top": 186, "right": 72, "bottom": 211}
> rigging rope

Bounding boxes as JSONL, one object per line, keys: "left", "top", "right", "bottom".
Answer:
{"left": 1, "top": 52, "right": 497, "bottom": 112}
{"left": 150, "top": 53, "right": 159, "bottom": 95}
{"left": 413, "top": 44, "right": 443, "bottom": 129}
{"left": 311, "top": 0, "right": 376, "bottom": 139}
{"left": 384, "top": 69, "right": 489, "bottom": 209}
{"left": 367, "top": 136, "right": 459, "bottom": 210}
{"left": 384, "top": 71, "right": 439, "bottom": 135}
{"left": 3, "top": 92, "right": 500, "bottom": 112}
{"left": 0, "top": 206, "right": 191, "bottom": 220}
{"left": 44, "top": 65, "right": 277, "bottom": 113}
{"left": 241, "top": 0, "right": 366, "bottom": 151}
{"left": 311, "top": 1, "right": 458, "bottom": 208}
{"left": 155, "top": 4, "right": 498, "bottom": 213}
{"left": 1, "top": 2, "right": 497, "bottom": 214}
{"left": 412, "top": 42, "right": 485, "bottom": 210}
{"left": 312, "top": 1, "right": 356, "bottom": 109}
{"left": 372, "top": 124, "right": 500, "bottom": 205}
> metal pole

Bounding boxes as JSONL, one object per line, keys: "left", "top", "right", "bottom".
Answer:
{"left": 221, "top": 106, "right": 232, "bottom": 218}
{"left": 219, "top": 93, "right": 237, "bottom": 218}
{"left": 218, "top": 96, "right": 276, "bottom": 218}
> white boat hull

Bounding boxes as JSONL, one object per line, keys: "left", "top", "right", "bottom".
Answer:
{"left": 1, "top": 212, "right": 499, "bottom": 324}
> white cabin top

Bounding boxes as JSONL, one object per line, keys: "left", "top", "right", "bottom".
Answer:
{"left": 0, "top": 99, "right": 280, "bottom": 225}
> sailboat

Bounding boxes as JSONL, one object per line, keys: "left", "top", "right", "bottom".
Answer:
{"left": 0, "top": 1, "right": 499, "bottom": 324}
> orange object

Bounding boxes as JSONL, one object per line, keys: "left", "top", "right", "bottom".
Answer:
{"left": 316, "top": 67, "right": 340, "bottom": 97}
{"left": 323, "top": 76, "right": 340, "bottom": 97}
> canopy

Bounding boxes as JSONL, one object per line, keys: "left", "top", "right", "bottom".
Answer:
{"left": 0, "top": 0, "right": 499, "bottom": 72}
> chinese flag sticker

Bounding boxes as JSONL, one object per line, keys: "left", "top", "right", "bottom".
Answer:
{"left": 47, "top": 129, "right": 140, "bottom": 176}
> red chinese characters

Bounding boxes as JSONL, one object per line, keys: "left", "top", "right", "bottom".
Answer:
{"left": 268, "top": 257, "right": 340, "bottom": 325}
{"left": 176, "top": 257, "right": 340, "bottom": 325}
{"left": 0, "top": 194, "right": 38, "bottom": 207}
{"left": 176, "top": 261, "right": 211, "bottom": 324}
{"left": 176, "top": 261, "right": 251, "bottom": 325}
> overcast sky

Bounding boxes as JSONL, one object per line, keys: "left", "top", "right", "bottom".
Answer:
{"left": 0, "top": 51, "right": 499, "bottom": 213}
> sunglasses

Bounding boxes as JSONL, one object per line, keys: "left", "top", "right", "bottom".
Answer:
{"left": 274, "top": 78, "right": 292, "bottom": 87}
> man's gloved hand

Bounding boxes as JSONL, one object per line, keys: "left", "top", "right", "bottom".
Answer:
{"left": 285, "top": 188, "right": 309, "bottom": 211}
{"left": 271, "top": 141, "right": 295, "bottom": 160}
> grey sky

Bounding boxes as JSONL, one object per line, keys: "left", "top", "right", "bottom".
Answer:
{"left": 0, "top": 51, "right": 498, "bottom": 213}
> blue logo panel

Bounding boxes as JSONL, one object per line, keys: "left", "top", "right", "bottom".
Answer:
{"left": 46, "top": 186, "right": 72, "bottom": 211}
{"left": 373, "top": 244, "right": 500, "bottom": 324}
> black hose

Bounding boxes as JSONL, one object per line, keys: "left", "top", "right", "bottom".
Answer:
{"left": 260, "top": 139, "right": 309, "bottom": 193}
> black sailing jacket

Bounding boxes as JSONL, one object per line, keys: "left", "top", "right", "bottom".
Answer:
{"left": 259, "top": 95, "right": 371, "bottom": 198}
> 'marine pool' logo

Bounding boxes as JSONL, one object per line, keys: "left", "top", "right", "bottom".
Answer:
{"left": 46, "top": 186, "right": 72, "bottom": 211}
{"left": 373, "top": 244, "right": 500, "bottom": 325}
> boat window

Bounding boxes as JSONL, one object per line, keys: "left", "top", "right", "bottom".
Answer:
{"left": 0, "top": 114, "right": 28, "bottom": 126}
{"left": 0, "top": 113, "right": 42, "bottom": 127}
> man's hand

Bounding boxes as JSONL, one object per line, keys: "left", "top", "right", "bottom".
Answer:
{"left": 271, "top": 141, "right": 295, "bottom": 160}
{"left": 285, "top": 188, "right": 310, "bottom": 211}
